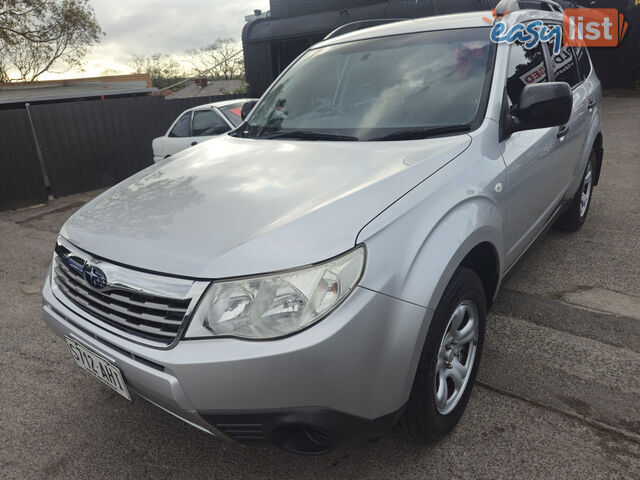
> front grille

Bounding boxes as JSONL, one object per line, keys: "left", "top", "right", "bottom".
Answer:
{"left": 52, "top": 239, "right": 207, "bottom": 346}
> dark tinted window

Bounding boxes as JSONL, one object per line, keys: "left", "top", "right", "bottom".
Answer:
{"left": 506, "top": 42, "right": 548, "bottom": 107}
{"left": 573, "top": 46, "right": 591, "bottom": 80}
{"left": 547, "top": 40, "right": 580, "bottom": 87}
{"left": 218, "top": 103, "right": 245, "bottom": 127}
{"left": 169, "top": 112, "right": 191, "bottom": 137}
{"left": 192, "top": 110, "right": 230, "bottom": 136}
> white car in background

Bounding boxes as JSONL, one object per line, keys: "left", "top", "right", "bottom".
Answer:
{"left": 152, "top": 99, "right": 254, "bottom": 162}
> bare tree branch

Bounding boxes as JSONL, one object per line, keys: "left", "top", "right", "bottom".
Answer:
{"left": 186, "top": 39, "right": 245, "bottom": 80}
{"left": 0, "top": 0, "right": 103, "bottom": 81}
{"left": 129, "top": 53, "right": 186, "bottom": 90}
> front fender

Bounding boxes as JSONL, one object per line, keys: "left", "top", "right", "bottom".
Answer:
{"left": 357, "top": 122, "right": 506, "bottom": 311}
{"left": 355, "top": 122, "right": 506, "bottom": 409}
{"left": 359, "top": 194, "right": 504, "bottom": 311}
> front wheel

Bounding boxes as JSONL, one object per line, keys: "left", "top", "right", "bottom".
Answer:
{"left": 399, "top": 267, "right": 486, "bottom": 443}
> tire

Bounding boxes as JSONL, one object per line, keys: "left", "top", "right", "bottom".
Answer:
{"left": 555, "top": 150, "right": 596, "bottom": 231}
{"left": 399, "top": 267, "right": 486, "bottom": 444}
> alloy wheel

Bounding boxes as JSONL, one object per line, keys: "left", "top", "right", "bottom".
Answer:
{"left": 434, "top": 300, "right": 480, "bottom": 415}
{"left": 580, "top": 163, "right": 594, "bottom": 218}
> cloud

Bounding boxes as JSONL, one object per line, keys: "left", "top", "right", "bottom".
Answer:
{"left": 41, "top": 0, "right": 270, "bottom": 78}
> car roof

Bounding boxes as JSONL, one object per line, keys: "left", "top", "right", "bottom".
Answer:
{"left": 184, "top": 98, "right": 255, "bottom": 113}
{"left": 314, "top": 9, "right": 564, "bottom": 49}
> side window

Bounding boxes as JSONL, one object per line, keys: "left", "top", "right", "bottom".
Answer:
{"left": 169, "top": 112, "right": 192, "bottom": 138}
{"left": 192, "top": 110, "right": 230, "bottom": 136}
{"left": 506, "top": 42, "right": 548, "bottom": 107}
{"left": 218, "top": 103, "right": 244, "bottom": 127}
{"left": 546, "top": 39, "right": 580, "bottom": 87}
{"left": 573, "top": 46, "right": 592, "bottom": 81}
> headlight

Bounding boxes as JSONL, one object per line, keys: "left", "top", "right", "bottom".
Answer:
{"left": 185, "top": 247, "right": 365, "bottom": 340}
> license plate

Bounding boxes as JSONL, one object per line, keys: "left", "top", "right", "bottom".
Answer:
{"left": 65, "top": 337, "right": 131, "bottom": 400}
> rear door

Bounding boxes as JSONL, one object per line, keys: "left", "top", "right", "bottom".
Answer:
{"left": 544, "top": 38, "right": 590, "bottom": 194}
{"left": 569, "top": 44, "right": 598, "bottom": 180}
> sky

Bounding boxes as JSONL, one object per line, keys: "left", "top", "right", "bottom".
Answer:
{"left": 40, "top": 0, "right": 271, "bottom": 80}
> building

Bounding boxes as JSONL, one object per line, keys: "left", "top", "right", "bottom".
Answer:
{"left": 0, "top": 73, "right": 156, "bottom": 109}
{"left": 242, "top": 0, "right": 640, "bottom": 96}
{"left": 167, "top": 79, "right": 244, "bottom": 99}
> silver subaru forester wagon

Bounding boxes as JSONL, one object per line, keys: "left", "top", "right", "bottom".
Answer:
{"left": 43, "top": 0, "right": 603, "bottom": 455}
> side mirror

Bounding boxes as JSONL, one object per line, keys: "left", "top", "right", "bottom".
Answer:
{"left": 512, "top": 82, "right": 573, "bottom": 133}
{"left": 241, "top": 100, "right": 258, "bottom": 120}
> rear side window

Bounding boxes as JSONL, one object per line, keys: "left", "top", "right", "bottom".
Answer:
{"left": 573, "top": 46, "right": 592, "bottom": 80}
{"left": 218, "top": 103, "right": 245, "bottom": 127}
{"left": 506, "top": 42, "right": 548, "bottom": 107}
{"left": 546, "top": 40, "right": 581, "bottom": 87}
{"left": 192, "top": 110, "right": 230, "bottom": 136}
{"left": 169, "top": 112, "right": 192, "bottom": 137}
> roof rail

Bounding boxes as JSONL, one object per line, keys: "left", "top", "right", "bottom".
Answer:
{"left": 323, "top": 19, "right": 406, "bottom": 41}
{"left": 495, "top": 0, "right": 563, "bottom": 16}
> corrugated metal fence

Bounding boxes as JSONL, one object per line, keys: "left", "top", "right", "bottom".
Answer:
{"left": 0, "top": 109, "right": 48, "bottom": 210}
{"left": 0, "top": 94, "right": 245, "bottom": 211}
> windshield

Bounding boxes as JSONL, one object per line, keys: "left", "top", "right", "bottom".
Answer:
{"left": 239, "top": 27, "right": 494, "bottom": 141}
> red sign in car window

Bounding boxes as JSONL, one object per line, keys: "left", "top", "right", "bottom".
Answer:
{"left": 230, "top": 107, "right": 242, "bottom": 117}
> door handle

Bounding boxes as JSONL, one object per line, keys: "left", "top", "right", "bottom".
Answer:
{"left": 190, "top": 141, "right": 198, "bottom": 146}
{"left": 557, "top": 125, "right": 569, "bottom": 139}
{"left": 587, "top": 99, "right": 596, "bottom": 111}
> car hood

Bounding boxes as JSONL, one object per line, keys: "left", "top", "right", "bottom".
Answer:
{"left": 61, "top": 134, "right": 471, "bottom": 278}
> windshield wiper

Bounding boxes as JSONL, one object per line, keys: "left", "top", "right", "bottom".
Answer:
{"left": 369, "top": 125, "right": 471, "bottom": 141}
{"left": 259, "top": 130, "right": 359, "bottom": 141}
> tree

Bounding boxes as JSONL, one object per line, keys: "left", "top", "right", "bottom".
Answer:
{"left": 186, "top": 39, "right": 244, "bottom": 80}
{"left": 0, "top": 56, "right": 10, "bottom": 82}
{"left": 129, "top": 53, "right": 186, "bottom": 90}
{"left": 0, "top": 0, "right": 103, "bottom": 82}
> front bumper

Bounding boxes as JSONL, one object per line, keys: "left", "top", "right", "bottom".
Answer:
{"left": 43, "top": 276, "right": 430, "bottom": 452}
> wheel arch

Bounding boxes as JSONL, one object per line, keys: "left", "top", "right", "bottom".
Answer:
{"left": 459, "top": 241, "right": 500, "bottom": 309}
{"left": 419, "top": 224, "right": 503, "bottom": 313}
